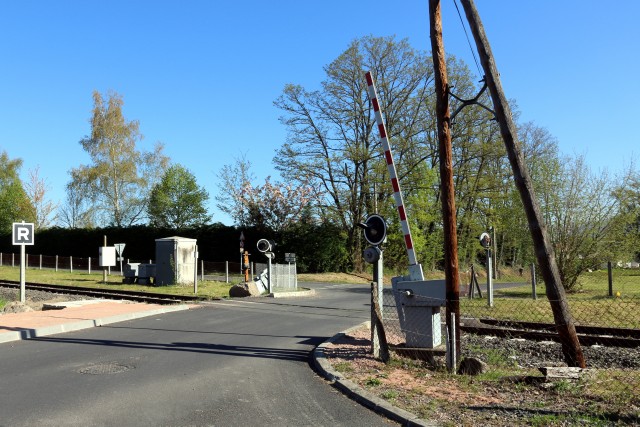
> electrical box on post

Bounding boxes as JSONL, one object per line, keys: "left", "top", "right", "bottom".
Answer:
{"left": 99, "top": 246, "right": 117, "bottom": 267}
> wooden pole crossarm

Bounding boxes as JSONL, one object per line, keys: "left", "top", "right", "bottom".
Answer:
{"left": 449, "top": 79, "right": 495, "bottom": 122}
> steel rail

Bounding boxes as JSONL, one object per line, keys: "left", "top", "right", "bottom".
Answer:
{"left": 463, "top": 318, "right": 640, "bottom": 348}
{"left": 0, "top": 280, "right": 205, "bottom": 305}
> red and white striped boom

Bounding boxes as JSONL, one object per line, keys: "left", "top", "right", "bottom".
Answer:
{"left": 365, "top": 71, "right": 423, "bottom": 279}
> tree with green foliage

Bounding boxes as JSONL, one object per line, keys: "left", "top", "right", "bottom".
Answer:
{"left": 69, "top": 90, "right": 169, "bottom": 227}
{"left": 274, "top": 35, "right": 439, "bottom": 271}
{"left": 274, "top": 35, "right": 494, "bottom": 272}
{"left": 148, "top": 164, "right": 211, "bottom": 229}
{"left": 540, "top": 155, "right": 636, "bottom": 291}
{"left": 0, "top": 151, "right": 35, "bottom": 232}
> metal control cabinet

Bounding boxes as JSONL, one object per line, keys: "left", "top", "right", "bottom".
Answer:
{"left": 391, "top": 278, "right": 446, "bottom": 348}
{"left": 155, "top": 236, "right": 197, "bottom": 285}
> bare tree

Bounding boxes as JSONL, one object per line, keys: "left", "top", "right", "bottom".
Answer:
{"left": 58, "top": 177, "right": 96, "bottom": 229}
{"left": 215, "top": 154, "right": 256, "bottom": 227}
{"left": 24, "top": 166, "right": 58, "bottom": 229}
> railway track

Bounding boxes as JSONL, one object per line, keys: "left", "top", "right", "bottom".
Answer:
{"left": 0, "top": 280, "right": 206, "bottom": 305}
{"left": 462, "top": 317, "right": 640, "bottom": 348}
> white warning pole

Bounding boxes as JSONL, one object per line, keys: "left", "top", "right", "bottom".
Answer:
{"left": 365, "top": 71, "right": 423, "bottom": 280}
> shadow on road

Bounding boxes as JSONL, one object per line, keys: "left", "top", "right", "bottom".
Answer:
{"left": 32, "top": 334, "right": 324, "bottom": 361}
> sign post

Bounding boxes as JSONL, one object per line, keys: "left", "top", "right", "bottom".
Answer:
{"left": 114, "top": 243, "right": 126, "bottom": 275}
{"left": 285, "top": 253, "right": 296, "bottom": 289}
{"left": 479, "top": 232, "right": 493, "bottom": 307}
{"left": 12, "top": 222, "right": 35, "bottom": 303}
{"left": 239, "top": 232, "right": 245, "bottom": 275}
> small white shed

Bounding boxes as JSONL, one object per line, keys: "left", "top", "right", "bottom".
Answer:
{"left": 155, "top": 236, "right": 197, "bottom": 285}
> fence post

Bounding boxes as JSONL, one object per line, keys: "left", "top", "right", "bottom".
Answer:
{"left": 608, "top": 261, "right": 613, "bottom": 297}
{"left": 486, "top": 249, "right": 494, "bottom": 307}
{"left": 70, "top": 256, "right": 73, "bottom": 273}
{"left": 56, "top": 255, "right": 58, "bottom": 272}
{"left": 225, "top": 261, "right": 229, "bottom": 283}
{"left": 531, "top": 263, "right": 537, "bottom": 300}
{"left": 89, "top": 257, "right": 92, "bottom": 274}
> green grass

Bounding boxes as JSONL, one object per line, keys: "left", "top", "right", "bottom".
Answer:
{"left": 497, "top": 268, "right": 640, "bottom": 298}
{"left": 0, "top": 265, "right": 234, "bottom": 301}
{"left": 461, "top": 268, "right": 640, "bottom": 328}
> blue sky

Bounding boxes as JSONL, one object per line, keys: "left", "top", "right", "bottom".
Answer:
{"left": 1, "top": 1, "right": 638, "bottom": 226}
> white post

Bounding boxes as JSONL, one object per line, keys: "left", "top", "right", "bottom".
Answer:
{"left": 372, "top": 250, "right": 384, "bottom": 358}
{"left": 55, "top": 255, "right": 58, "bottom": 272}
{"left": 194, "top": 245, "right": 198, "bottom": 294}
{"left": 531, "top": 263, "right": 537, "bottom": 300}
{"left": 12, "top": 253, "right": 15, "bottom": 267}
{"left": 225, "top": 261, "right": 229, "bottom": 283}
{"left": 20, "top": 245, "right": 26, "bottom": 303}
{"left": 448, "top": 312, "right": 457, "bottom": 372}
{"left": 70, "top": 256, "right": 73, "bottom": 273}
{"left": 267, "top": 255, "right": 272, "bottom": 293}
{"left": 200, "top": 260, "right": 204, "bottom": 281}
{"left": 487, "top": 249, "right": 494, "bottom": 307}
{"left": 39, "top": 254, "right": 42, "bottom": 270}
{"left": 89, "top": 257, "right": 92, "bottom": 274}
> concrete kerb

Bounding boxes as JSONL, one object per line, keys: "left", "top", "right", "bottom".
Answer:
{"left": 0, "top": 304, "right": 192, "bottom": 344}
{"left": 312, "top": 321, "right": 438, "bottom": 427}
{"left": 267, "top": 287, "right": 315, "bottom": 298}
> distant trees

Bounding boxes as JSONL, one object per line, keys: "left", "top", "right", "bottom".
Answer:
{"left": 539, "top": 155, "right": 637, "bottom": 290}
{"left": 0, "top": 151, "right": 35, "bottom": 232}
{"left": 68, "top": 90, "right": 169, "bottom": 227}
{"left": 274, "top": 35, "right": 439, "bottom": 270}
{"left": 216, "top": 156, "right": 314, "bottom": 233}
{"left": 148, "top": 164, "right": 211, "bottom": 229}
{"left": 215, "top": 155, "right": 256, "bottom": 227}
{"left": 58, "top": 178, "right": 96, "bottom": 229}
{"left": 24, "top": 166, "right": 58, "bottom": 229}
{"left": 271, "top": 34, "right": 638, "bottom": 279}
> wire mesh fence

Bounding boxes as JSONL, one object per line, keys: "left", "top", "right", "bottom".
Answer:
{"left": 254, "top": 262, "right": 298, "bottom": 291}
{"left": 0, "top": 252, "right": 247, "bottom": 283}
{"left": 376, "top": 279, "right": 640, "bottom": 420}
{"left": 0, "top": 252, "right": 303, "bottom": 292}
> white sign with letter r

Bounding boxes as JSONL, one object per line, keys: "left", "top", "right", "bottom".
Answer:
{"left": 12, "top": 222, "right": 35, "bottom": 245}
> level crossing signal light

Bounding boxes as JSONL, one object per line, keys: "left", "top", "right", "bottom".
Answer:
{"left": 256, "top": 239, "right": 275, "bottom": 253}
{"left": 358, "top": 214, "right": 387, "bottom": 247}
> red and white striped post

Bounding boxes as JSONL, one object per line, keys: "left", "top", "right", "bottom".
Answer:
{"left": 365, "top": 71, "right": 424, "bottom": 281}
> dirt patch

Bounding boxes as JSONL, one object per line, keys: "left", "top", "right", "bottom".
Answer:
{"left": 0, "top": 287, "right": 92, "bottom": 314}
{"left": 324, "top": 326, "right": 640, "bottom": 426}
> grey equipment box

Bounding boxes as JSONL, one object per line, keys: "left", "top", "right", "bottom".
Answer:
{"left": 154, "top": 236, "right": 197, "bottom": 285}
{"left": 391, "top": 279, "right": 446, "bottom": 348}
{"left": 122, "top": 263, "right": 140, "bottom": 284}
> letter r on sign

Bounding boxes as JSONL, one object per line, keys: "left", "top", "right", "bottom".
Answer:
{"left": 18, "top": 228, "right": 30, "bottom": 241}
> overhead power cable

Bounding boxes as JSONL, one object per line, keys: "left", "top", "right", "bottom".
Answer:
{"left": 453, "top": 0, "right": 482, "bottom": 75}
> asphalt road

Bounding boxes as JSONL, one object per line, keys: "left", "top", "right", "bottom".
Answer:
{"left": 0, "top": 282, "right": 396, "bottom": 427}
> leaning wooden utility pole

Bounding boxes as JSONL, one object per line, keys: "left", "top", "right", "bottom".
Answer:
{"left": 459, "top": 0, "right": 585, "bottom": 367}
{"left": 429, "top": 0, "right": 461, "bottom": 359}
